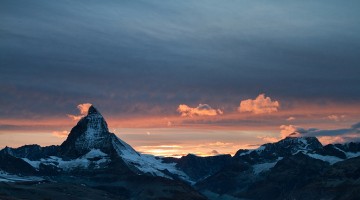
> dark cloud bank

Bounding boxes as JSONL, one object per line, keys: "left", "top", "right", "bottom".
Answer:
{"left": 1, "top": 0, "right": 360, "bottom": 118}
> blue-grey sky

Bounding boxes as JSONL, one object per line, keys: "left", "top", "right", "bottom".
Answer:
{"left": 1, "top": 0, "right": 360, "bottom": 119}
{"left": 1, "top": 0, "right": 360, "bottom": 155}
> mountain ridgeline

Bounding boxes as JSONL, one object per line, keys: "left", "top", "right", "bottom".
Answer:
{"left": 1, "top": 106, "right": 360, "bottom": 200}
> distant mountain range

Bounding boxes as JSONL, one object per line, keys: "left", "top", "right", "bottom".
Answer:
{"left": 1, "top": 106, "right": 359, "bottom": 200}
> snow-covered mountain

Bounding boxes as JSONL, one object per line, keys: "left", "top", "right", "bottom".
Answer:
{"left": 8, "top": 106, "right": 190, "bottom": 180}
{"left": 196, "top": 137, "right": 360, "bottom": 200}
{"left": 235, "top": 136, "right": 360, "bottom": 168}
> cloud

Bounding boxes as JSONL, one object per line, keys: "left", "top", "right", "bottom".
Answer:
{"left": 280, "top": 122, "right": 360, "bottom": 144}
{"left": 238, "top": 94, "right": 280, "bottom": 114}
{"left": 210, "top": 150, "right": 219, "bottom": 155}
{"left": 177, "top": 104, "right": 223, "bottom": 117}
{"left": 279, "top": 124, "right": 324, "bottom": 138}
{"left": 317, "top": 136, "right": 347, "bottom": 144}
{"left": 352, "top": 122, "right": 360, "bottom": 129}
{"left": 279, "top": 125, "right": 305, "bottom": 138}
{"left": 257, "top": 136, "right": 279, "bottom": 143}
{"left": 52, "top": 130, "right": 68, "bottom": 138}
{"left": 287, "top": 117, "right": 296, "bottom": 121}
{"left": 67, "top": 115, "right": 83, "bottom": 121}
{"left": 208, "top": 141, "right": 233, "bottom": 147}
{"left": 327, "top": 114, "right": 346, "bottom": 121}
{"left": 67, "top": 103, "right": 92, "bottom": 121}
{"left": 318, "top": 135, "right": 360, "bottom": 145}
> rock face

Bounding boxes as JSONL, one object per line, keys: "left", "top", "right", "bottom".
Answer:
{"left": 60, "top": 106, "right": 127, "bottom": 159}
{"left": 170, "top": 154, "right": 233, "bottom": 182}
{"left": 1, "top": 145, "right": 59, "bottom": 160}
{"left": 244, "top": 153, "right": 330, "bottom": 200}
{"left": 197, "top": 137, "right": 360, "bottom": 200}
{"left": 234, "top": 137, "right": 323, "bottom": 164}
{"left": 0, "top": 150, "right": 37, "bottom": 175}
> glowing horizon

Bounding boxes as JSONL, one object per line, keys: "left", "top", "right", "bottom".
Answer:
{"left": 1, "top": 98, "right": 360, "bottom": 157}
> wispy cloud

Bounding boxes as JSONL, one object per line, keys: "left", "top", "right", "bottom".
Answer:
{"left": 177, "top": 104, "right": 223, "bottom": 117}
{"left": 286, "top": 117, "right": 296, "bottom": 121}
{"left": 67, "top": 103, "right": 92, "bottom": 121}
{"left": 238, "top": 94, "right": 280, "bottom": 114}
{"left": 52, "top": 130, "right": 69, "bottom": 138}
{"left": 279, "top": 125, "right": 304, "bottom": 138}
{"left": 257, "top": 135, "right": 279, "bottom": 143}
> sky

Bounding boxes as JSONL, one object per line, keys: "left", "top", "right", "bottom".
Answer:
{"left": 1, "top": 0, "right": 360, "bottom": 157}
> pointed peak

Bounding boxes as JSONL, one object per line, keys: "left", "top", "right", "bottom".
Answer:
{"left": 87, "top": 105, "right": 100, "bottom": 115}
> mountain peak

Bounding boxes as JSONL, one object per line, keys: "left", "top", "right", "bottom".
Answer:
{"left": 279, "top": 136, "right": 322, "bottom": 148}
{"left": 60, "top": 106, "right": 113, "bottom": 158}
{"left": 87, "top": 105, "right": 100, "bottom": 115}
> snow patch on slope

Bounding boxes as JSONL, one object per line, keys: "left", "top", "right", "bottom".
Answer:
{"left": 111, "top": 136, "right": 191, "bottom": 182}
{"left": 253, "top": 157, "right": 283, "bottom": 175}
{"left": 84, "top": 149, "right": 107, "bottom": 158}
{"left": 75, "top": 113, "right": 108, "bottom": 150}
{"left": 346, "top": 151, "right": 360, "bottom": 158}
{"left": 333, "top": 146, "right": 360, "bottom": 159}
{"left": 22, "top": 158, "right": 41, "bottom": 169}
{"left": 22, "top": 149, "right": 110, "bottom": 171}
{"left": 307, "top": 153, "right": 343, "bottom": 164}
{"left": 306, "top": 151, "right": 360, "bottom": 164}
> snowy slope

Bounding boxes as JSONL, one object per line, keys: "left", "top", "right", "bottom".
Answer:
{"left": 111, "top": 135, "right": 191, "bottom": 182}
{"left": 306, "top": 154, "right": 343, "bottom": 165}
{"left": 20, "top": 106, "right": 190, "bottom": 182}
{"left": 252, "top": 157, "right": 283, "bottom": 175}
{"left": 22, "top": 149, "right": 110, "bottom": 171}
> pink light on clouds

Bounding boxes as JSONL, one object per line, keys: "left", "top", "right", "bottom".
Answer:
{"left": 279, "top": 125, "right": 301, "bottom": 138}
{"left": 177, "top": 104, "right": 223, "bottom": 117}
{"left": 67, "top": 103, "right": 92, "bottom": 121}
{"left": 52, "top": 130, "right": 69, "bottom": 138}
{"left": 238, "top": 94, "right": 280, "bottom": 114}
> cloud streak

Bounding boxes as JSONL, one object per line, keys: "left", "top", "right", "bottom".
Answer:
{"left": 52, "top": 130, "right": 69, "bottom": 138}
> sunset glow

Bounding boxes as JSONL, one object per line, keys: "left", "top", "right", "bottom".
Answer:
{"left": 1, "top": 100, "right": 359, "bottom": 157}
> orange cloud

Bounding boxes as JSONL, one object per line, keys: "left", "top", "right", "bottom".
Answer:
{"left": 52, "top": 130, "right": 69, "bottom": 138}
{"left": 177, "top": 104, "right": 223, "bottom": 117}
{"left": 67, "top": 103, "right": 92, "bottom": 121}
{"left": 238, "top": 94, "right": 280, "bottom": 114}
{"left": 279, "top": 125, "right": 301, "bottom": 138}
{"left": 286, "top": 117, "right": 296, "bottom": 121}
{"left": 257, "top": 136, "right": 279, "bottom": 143}
{"left": 317, "top": 133, "right": 359, "bottom": 145}
{"left": 208, "top": 141, "right": 233, "bottom": 147}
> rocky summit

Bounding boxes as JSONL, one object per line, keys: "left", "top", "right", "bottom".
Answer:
{"left": 0, "top": 106, "right": 360, "bottom": 200}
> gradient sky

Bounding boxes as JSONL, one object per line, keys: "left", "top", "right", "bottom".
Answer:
{"left": 1, "top": 0, "right": 360, "bottom": 157}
